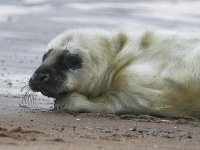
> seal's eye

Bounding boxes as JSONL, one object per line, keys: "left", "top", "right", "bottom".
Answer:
{"left": 66, "top": 54, "right": 82, "bottom": 70}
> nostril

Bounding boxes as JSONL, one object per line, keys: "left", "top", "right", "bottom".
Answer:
{"left": 38, "top": 74, "right": 50, "bottom": 82}
{"left": 30, "top": 76, "right": 35, "bottom": 81}
{"left": 30, "top": 74, "right": 37, "bottom": 82}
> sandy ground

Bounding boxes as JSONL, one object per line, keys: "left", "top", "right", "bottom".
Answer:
{"left": 1, "top": 95, "right": 200, "bottom": 150}
{"left": 0, "top": 0, "right": 200, "bottom": 149}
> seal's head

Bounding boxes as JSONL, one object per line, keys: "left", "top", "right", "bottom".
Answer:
{"left": 29, "top": 49, "right": 83, "bottom": 98}
{"left": 29, "top": 29, "right": 113, "bottom": 98}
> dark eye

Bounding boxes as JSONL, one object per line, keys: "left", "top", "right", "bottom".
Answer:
{"left": 66, "top": 54, "right": 82, "bottom": 70}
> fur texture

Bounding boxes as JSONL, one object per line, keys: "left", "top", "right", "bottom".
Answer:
{"left": 30, "top": 28, "right": 200, "bottom": 117}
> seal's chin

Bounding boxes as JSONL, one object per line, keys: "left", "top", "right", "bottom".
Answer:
{"left": 40, "top": 90, "right": 69, "bottom": 99}
{"left": 40, "top": 91, "right": 56, "bottom": 98}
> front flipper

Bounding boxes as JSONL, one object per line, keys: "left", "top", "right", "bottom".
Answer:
{"left": 54, "top": 92, "right": 127, "bottom": 114}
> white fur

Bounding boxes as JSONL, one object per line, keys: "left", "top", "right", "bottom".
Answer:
{"left": 47, "top": 28, "right": 200, "bottom": 117}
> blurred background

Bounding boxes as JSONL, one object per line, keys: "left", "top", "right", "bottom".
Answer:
{"left": 0, "top": 1, "right": 199, "bottom": 149}
{"left": 0, "top": 0, "right": 199, "bottom": 99}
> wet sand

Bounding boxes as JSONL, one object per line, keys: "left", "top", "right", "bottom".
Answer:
{"left": 0, "top": 0, "right": 200, "bottom": 149}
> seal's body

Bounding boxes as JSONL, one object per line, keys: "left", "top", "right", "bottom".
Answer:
{"left": 29, "top": 29, "right": 200, "bottom": 117}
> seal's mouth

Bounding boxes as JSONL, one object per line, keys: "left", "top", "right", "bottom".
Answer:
{"left": 29, "top": 83, "right": 70, "bottom": 99}
{"left": 29, "top": 85, "right": 57, "bottom": 98}
{"left": 29, "top": 80, "right": 58, "bottom": 98}
{"left": 29, "top": 74, "right": 70, "bottom": 99}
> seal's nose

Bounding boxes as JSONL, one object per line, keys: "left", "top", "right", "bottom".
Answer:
{"left": 30, "top": 73, "right": 50, "bottom": 83}
{"left": 29, "top": 73, "right": 50, "bottom": 92}
{"left": 37, "top": 73, "right": 50, "bottom": 83}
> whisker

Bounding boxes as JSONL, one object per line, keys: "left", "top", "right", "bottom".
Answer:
{"left": 20, "top": 83, "right": 30, "bottom": 92}
{"left": 19, "top": 83, "right": 37, "bottom": 108}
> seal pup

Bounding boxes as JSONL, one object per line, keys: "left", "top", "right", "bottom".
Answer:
{"left": 29, "top": 28, "right": 200, "bottom": 117}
